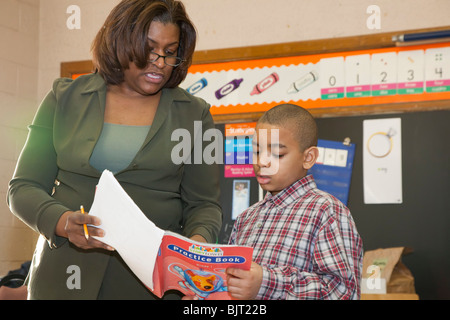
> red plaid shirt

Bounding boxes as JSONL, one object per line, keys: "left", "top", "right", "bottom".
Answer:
{"left": 229, "top": 175, "right": 363, "bottom": 300}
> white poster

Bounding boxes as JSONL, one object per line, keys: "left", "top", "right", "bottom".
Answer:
{"left": 363, "top": 118, "right": 402, "bottom": 204}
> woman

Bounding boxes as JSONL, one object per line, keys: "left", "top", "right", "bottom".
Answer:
{"left": 7, "top": 0, "right": 222, "bottom": 300}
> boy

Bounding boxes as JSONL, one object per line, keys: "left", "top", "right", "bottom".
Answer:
{"left": 226, "top": 104, "right": 363, "bottom": 300}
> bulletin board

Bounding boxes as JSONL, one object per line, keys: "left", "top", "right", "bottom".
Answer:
{"left": 181, "top": 42, "right": 450, "bottom": 118}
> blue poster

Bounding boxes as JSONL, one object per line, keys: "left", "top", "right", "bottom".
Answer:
{"left": 309, "top": 139, "right": 355, "bottom": 205}
{"left": 225, "top": 136, "right": 252, "bottom": 165}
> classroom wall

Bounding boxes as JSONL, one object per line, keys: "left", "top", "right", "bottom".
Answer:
{"left": 0, "top": 0, "right": 41, "bottom": 276}
{"left": 36, "top": 0, "right": 450, "bottom": 99}
{"left": 0, "top": 0, "right": 449, "bottom": 291}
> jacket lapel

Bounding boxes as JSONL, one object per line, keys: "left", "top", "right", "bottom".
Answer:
{"left": 141, "top": 87, "right": 191, "bottom": 148}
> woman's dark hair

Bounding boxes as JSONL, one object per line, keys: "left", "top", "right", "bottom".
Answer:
{"left": 91, "top": 0, "right": 196, "bottom": 87}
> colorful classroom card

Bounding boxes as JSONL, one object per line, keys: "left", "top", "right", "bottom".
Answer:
{"left": 371, "top": 52, "right": 398, "bottom": 96}
{"left": 319, "top": 57, "right": 345, "bottom": 100}
{"left": 425, "top": 46, "right": 450, "bottom": 93}
{"left": 224, "top": 123, "right": 256, "bottom": 178}
{"left": 397, "top": 50, "right": 425, "bottom": 95}
{"left": 345, "top": 54, "right": 371, "bottom": 98}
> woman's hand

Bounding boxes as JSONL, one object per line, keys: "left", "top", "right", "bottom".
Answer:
{"left": 190, "top": 234, "right": 207, "bottom": 243}
{"left": 55, "top": 210, "right": 114, "bottom": 251}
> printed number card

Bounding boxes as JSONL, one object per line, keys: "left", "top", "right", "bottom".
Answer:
{"left": 345, "top": 54, "right": 371, "bottom": 98}
{"left": 425, "top": 47, "right": 450, "bottom": 93}
{"left": 397, "top": 50, "right": 425, "bottom": 95}
{"left": 320, "top": 57, "right": 345, "bottom": 99}
{"left": 371, "top": 52, "right": 398, "bottom": 96}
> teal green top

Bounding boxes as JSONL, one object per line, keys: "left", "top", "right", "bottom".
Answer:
{"left": 89, "top": 123, "right": 151, "bottom": 174}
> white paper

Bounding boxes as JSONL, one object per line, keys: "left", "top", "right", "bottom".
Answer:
{"left": 323, "top": 148, "right": 337, "bottom": 166}
{"left": 316, "top": 147, "right": 325, "bottom": 164}
{"left": 89, "top": 170, "right": 165, "bottom": 290}
{"left": 363, "top": 118, "right": 403, "bottom": 204}
{"left": 335, "top": 149, "right": 348, "bottom": 168}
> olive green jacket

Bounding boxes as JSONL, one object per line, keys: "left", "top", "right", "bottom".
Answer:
{"left": 7, "top": 73, "right": 222, "bottom": 299}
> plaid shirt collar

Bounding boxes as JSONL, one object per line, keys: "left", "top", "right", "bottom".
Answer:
{"left": 262, "top": 174, "right": 316, "bottom": 208}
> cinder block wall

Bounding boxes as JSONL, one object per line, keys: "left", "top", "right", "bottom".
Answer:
{"left": 0, "top": 0, "right": 40, "bottom": 276}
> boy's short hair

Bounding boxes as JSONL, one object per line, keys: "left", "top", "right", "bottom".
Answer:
{"left": 91, "top": 0, "right": 196, "bottom": 87}
{"left": 258, "top": 104, "right": 318, "bottom": 151}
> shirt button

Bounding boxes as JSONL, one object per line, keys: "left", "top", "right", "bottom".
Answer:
{"left": 256, "top": 222, "right": 263, "bottom": 228}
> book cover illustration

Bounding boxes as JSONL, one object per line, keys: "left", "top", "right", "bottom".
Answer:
{"left": 153, "top": 232, "right": 253, "bottom": 300}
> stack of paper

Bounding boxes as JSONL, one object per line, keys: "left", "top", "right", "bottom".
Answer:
{"left": 89, "top": 170, "right": 165, "bottom": 290}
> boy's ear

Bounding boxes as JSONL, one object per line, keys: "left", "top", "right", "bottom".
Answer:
{"left": 303, "top": 146, "right": 319, "bottom": 170}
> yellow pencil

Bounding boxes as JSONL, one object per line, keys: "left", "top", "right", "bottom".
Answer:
{"left": 80, "top": 205, "right": 89, "bottom": 240}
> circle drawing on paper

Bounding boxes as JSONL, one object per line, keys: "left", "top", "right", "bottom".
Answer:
{"left": 367, "top": 129, "right": 395, "bottom": 158}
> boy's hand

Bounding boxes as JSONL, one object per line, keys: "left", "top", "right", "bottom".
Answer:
{"left": 226, "top": 262, "right": 263, "bottom": 300}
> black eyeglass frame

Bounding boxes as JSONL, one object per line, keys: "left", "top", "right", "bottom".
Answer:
{"left": 148, "top": 52, "right": 185, "bottom": 67}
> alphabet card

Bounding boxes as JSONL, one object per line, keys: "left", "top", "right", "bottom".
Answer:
{"left": 425, "top": 47, "right": 450, "bottom": 93}
{"left": 371, "top": 52, "right": 398, "bottom": 96}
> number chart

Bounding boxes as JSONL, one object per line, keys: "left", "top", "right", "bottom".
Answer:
{"left": 182, "top": 42, "right": 450, "bottom": 116}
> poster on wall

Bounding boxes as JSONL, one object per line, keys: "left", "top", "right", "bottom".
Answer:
{"left": 224, "top": 123, "right": 256, "bottom": 178}
{"left": 363, "top": 118, "right": 403, "bottom": 204}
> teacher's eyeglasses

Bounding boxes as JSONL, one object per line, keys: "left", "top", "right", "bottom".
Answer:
{"left": 148, "top": 52, "right": 185, "bottom": 67}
